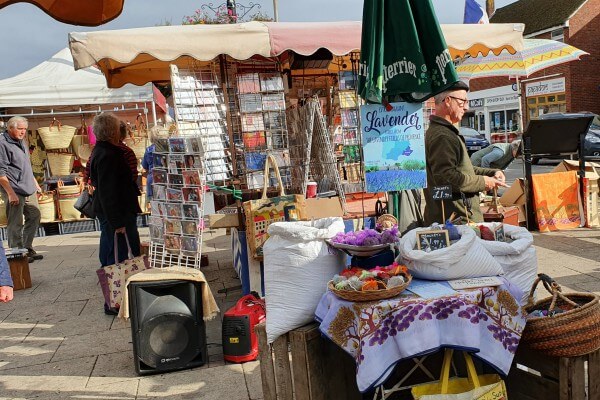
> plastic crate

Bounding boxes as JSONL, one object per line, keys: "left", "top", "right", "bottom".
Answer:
{"left": 58, "top": 219, "right": 99, "bottom": 235}
{"left": 0, "top": 226, "right": 45, "bottom": 240}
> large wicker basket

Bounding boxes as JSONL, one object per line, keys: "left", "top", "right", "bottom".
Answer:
{"left": 38, "top": 119, "right": 77, "bottom": 150}
{"left": 522, "top": 274, "right": 600, "bottom": 357}
{"left": 47, "top": 152, "right": 75, "bottom": 176}
{"left": 71, "top": 134, "right": 89, "bottom": 159}
{"left": 78, "top": 144, "right": 94, "bottom": 167}
{"left": 58, "top": 192, "right": 82, "bottom": 221}
{"left": 328, "top": 274, "right": 412, "bottom": 302}
{"left": 38, "top": 191, "right": 56, "bottom": 223}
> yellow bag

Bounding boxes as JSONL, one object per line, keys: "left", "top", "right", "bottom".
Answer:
{"left": 412, "top": 349, "right": 508, "bottom": 400}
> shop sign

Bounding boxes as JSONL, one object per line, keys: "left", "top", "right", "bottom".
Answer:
{"left": 360, "top": 102, "right": 426, "bottom": 193}
{"left": 469, "top": 98, "right": 484, "bottom": 108}
{"left": 525, "top": 77, "right": 565, "bottom": 97}
{"left": 484, "top": 94, "right": 519, "bottom": 106}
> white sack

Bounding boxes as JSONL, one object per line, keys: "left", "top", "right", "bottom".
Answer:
{"left": 478, "top": 223, "right": 538, "bottom": 305}
{"left": 264, "top": 217, "right": 345, "bottom": 344}
{"left": 398, "top": 226, "right": 503, "bottom": 280}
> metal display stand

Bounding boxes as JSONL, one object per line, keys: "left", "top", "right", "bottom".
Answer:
{"left": 522, "top": 115, "right": 594, "bottom": 230}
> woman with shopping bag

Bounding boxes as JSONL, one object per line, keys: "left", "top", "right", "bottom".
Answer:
{"left": 89, "top": 113, "right": 142, "bottom": 314}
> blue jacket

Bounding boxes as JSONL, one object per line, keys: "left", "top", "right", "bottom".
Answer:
{"left": 0, "top": 132, "right": 37, "bottom": 196}
{"left": 0, "top": 243, "right": 13, "bottom": 287}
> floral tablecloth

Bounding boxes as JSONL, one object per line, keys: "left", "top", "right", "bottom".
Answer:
{"left": 315, "top": 278, "right": 526, "bottom": 393}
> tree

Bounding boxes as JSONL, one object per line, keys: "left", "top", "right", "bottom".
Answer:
{"left": 183, "top": 5, "right": 273, "bottom": 25}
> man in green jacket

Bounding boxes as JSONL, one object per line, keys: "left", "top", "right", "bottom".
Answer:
{"left": 424, "top": 81, "right": 507, "bottom": 225}
{"left": 471, "top": 140, "right": 522, "bottom": 170}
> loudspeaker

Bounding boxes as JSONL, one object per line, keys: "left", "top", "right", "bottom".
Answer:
{"left": 128, "top": 279, "right": 207, "bottom": 375}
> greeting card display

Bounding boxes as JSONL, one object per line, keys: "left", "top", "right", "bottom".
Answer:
{"left": 168, "top": 173, "right": 184, "bottom": 185}
{"left": 184, "top": 154, "right": 201, "bottom": 169}
{"left": 165, "top": 235, "right": 181, "bottom": 252}
{"left": 155, "top": 138, "right": 169, "bottom": 153}
{"left": 154, "top": 153, "right": 167, "bottom": 168}
{"left": 182, "top": 187, "right": 202, "bottom": 202}
{"left": 153, "top": 185, "right": 166, "bottom": 201}
{"left": 166, "top": 203, "right": 182, "bottom": 218}
{"left": 166, "top": 188, "right": 183, "bottom": 202}
{"left": 150, "top": 201, "right": 163, "bottom": 217}
{"left": 181, "top": 220, "right": 199, "bottom": 236}
{"left": 153, "top": 169, "right": 167, "bottom": 184}
{"left": 169, "top": 138, "right": 186, "bottom": 152}
{"left": 182, "top": 170, "right": 202, "bottom": 186}
{"left": 185, "top": 137, "right": 202, "bottom": 153}
{"left": 183, "top": 204, "right": 199, "bottom": 219}
{"left": 165, "top": 220, "right": 182, "bottom": 235}
{"left": 168, "top": 154, "right": 185, "bottom": 173}
{"left": 149, "top": 224, "right": 164, "bottom": 241}
{"left": 181, "top": 237, "right": 199, "bottom": 255}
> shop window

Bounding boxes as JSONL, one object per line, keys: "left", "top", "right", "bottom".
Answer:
{"left": 558, "top": 94, "right": 566, "bottom": 101}
{"left": 528, "top": 98, "right": 536, "bottom": 105}
{"left": 548, "top": 95, "right": 556, "bottom": 102}
{"left": 506, "top": 109, "right": 519, "bottom": 132}
{"left": 489, "top": 111, "right": 506, "bottom": 133}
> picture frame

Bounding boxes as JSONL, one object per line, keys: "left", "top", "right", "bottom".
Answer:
{"left": 416, "top": 229, "right": 450, "bottom": 251}
{"left": 182, "top": 204, "right": 200, "bottom": 219}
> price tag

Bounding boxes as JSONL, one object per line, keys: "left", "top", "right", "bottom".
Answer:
{"left": 416, "top": 229, "right": 450, "bottom": 251}
{"left": 431, "top": 185, "right": 452, "bottom": 200}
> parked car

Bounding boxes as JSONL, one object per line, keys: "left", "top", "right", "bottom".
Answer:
{"left": 459, "top": 127, "right": 490, "bottom": 155}
{"left": 533, "top": 112, "right": 600, "bottom": 163}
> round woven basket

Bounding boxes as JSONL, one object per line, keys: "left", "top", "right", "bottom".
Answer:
{"left": 124, "top": 137, "right": 148, "bottom": 159}
{"left": 38, "top": 122, "right": 77, "bottom": 150}
{"left": 38, "top": 191, "right": 56, "bottom": 223}
{"left": 47, "top": 152, "right": 75, "bottom": 176}
{"left": 57, "top": 183, "right": 81, "bottom": 196}
{"left": 326, "top": 240, "right": 392, "bottom": 257}
{"left": 58, "top": 192, "right": 82, "bottom": 221}
{"left": 328, "top": 274, "right": 412, "bottom": 302}
{"left": 78, "top": 144, "right": 94, "bottom": 167}
{"left": 377, "top": 214, "right": 398, "bottom": 229}
{"left": 522, "top": 274, "right": 600, "bottom": 357}
{"left": 71, "top": 134, "right": 89, "bottom": 158}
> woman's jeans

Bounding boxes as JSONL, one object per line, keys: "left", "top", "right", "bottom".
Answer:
{"left": 97, "top": 213, "right": 141, "bottom": 267}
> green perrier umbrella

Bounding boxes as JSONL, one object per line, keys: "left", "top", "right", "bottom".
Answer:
{"left": 358, "top": 0, "right": 460, "bottom": 103}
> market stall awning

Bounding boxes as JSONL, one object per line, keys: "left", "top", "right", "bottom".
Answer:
{"left": 0, "top": 0, "right": 124, "bottom": 26}
{"left": 69, "top": 21, "right": 525, "bottom": 88}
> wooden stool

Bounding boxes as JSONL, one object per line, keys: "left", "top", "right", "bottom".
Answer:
{"left": 6, "top": 249, "right": 31, "bottom": 290}
{"left": 140, "top": 241, "right": 150, "bottom": 257}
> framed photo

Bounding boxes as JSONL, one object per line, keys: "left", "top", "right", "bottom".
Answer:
{"left": 168, "top": 154, "right": 185, "bottom": 173}
{"left": 181, "top": 237, "right": 199, "bottom": 254}
{"left": 183, "top": 170, "right": 202, "bottom": 186}
{"left": 184, "top": 154, "right": 201, "bottom": 169}
{"left": 164, "top": 235, "right": 181, "bottom": 251}
{"left": 182, "top": 187, "right": 202, "bottom": 203}
{"left": 416, "top": 229, "right": 450, "bottom": 251}
{"left": 165, "top": 220, "right": 182, "bottom": 235}
{"left": 181, "top": 220, "right": 199, "bottom": 236}
{"left": 166, "top": 203, "right": 182, "bottom": 218}
{"left": 153, "top": 153, "right": 168, "bottom": 168}
{"left": 182, "top": 204, "right": 199, "bottom": 219}
{"left": 152, "top": 169, "right": 167, "bottom": 184}
{"left": 168, "top": 173, "right": 184, "bottom": 186}
{"left": 153, "top": 185, "right": 167, "bottom": 201}
{"left": 166, "top": 188, "right": 183, "bottom": 202}
{"left": 169, "top": 137, "right": 187, "bottom": 153}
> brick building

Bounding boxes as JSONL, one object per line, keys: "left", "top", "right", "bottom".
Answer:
{"left": 462, "top": 0, "right": 600, "bottom": 141}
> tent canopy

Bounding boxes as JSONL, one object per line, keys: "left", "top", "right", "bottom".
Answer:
{"left": 0, "top": 0, "right": 124, "bottom": 26}
{"left": 0, "top": 48, "right": 154, "bottom": 108}
{"left": 69, "top": 21, "right": 525, "bottom": 88}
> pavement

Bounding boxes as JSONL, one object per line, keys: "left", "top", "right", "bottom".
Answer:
{"left": 1, "top": 225, "right": 600, "bottom": 399}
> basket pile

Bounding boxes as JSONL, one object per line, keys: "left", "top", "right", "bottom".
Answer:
{"left": 328, "top": 274, "right": 412, "bottom": 302}
{"left": 38, "top": 191, "right": 56, "bottom": 223}
{"left": 46, "top": 151, "right": 75, "bottom": 176}
{"left": 522, "top": 273, "right": 600, "bottom": 357}
{"left": 38, "top": 119, "right": 77, "bottom": 150}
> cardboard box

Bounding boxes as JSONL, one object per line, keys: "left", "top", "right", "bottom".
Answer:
{"left": 551, "top": 160, "right": 600, "bottom": 180}
{"left": 499, "top": 178, "right": 527, "bottom": 223}
{"left": 305, "top": 197, "right": 344, "bottom": 219}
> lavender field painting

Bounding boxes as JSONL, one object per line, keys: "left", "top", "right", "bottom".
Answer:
{"left": 365, "top": 169, "right": 426, "bottom": 193}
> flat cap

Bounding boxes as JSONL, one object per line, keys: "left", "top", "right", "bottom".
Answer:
{"left": 449, "top": 80, "right": 470, "bottom": 92}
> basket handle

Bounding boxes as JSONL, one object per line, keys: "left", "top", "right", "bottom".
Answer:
{"left": 261, "top": 154, "right": 285, "bottom": 199}
{"left": 526, "top": 273, "right": 580, "bottom": 311}
{"left": 50, "top": 118, "right": 62, "bottom": 131}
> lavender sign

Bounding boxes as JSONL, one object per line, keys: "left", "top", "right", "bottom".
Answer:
{"left": 360, "top": 102, "right": 426, "bottom": 192}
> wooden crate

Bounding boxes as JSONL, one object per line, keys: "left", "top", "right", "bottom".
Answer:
{"left": 507, "top": 343, "right": 600, "bottom": 400}
{"left": 7, "top": 254, "right": 31, "bottom": 290}
{"left": 255, "top": 322, "right": 361, "bottom": 400}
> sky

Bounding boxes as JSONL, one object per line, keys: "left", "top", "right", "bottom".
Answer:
{"left": 0, "top": 0, "right": 517, "bottom": 80}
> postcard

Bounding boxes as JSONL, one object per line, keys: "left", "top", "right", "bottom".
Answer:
{"left": 182, "top": 187, "right": 202, "bottom": 203}
{"left": 168, "top": 154, "right": 185, "bottom": 173}
{"left": 184, "top": 154, "right": 201, "bottom": 169}
{"left": 165, "top": 203, "right": 182, "bottom": 218}
{"left": 152, "top": 169, "right": 167, "bottom": 184}
{"left": 182, "top": 204, "right": 199, "bottom": 219}
{"left": 166, "top": 188, "right": 183, "bottom": 202}
{"left": 153, "top": 153, "right": 168, "bottom": 168}
{"left": 153, "top": 185, "right": 166, "bottom": 201}
{"left": 181, "top": 236, "right": 198, "bottom": 254}
{"left": 154, "top": 138, "right": 169, "bottom": 153}
{"left": 150, "top": 201, "right": 164, "bottom": 217}
{"left": 186, "top": 137, "right": 203, "bottom": 154}
{"left": 164, "top": 220, "right": 182, "bottom": 235}
{"left": 183, "top": 170, "right": 202, "bottom": 186}
{"left": 168, "top": 173, "right": 184, "bottom": 186}
{"left": 164, "top": 235, "right": 181, "bottom": 251}
{"left": 181, "top": 220, "right": 198, "bottom": 236}
{"left": 169, "top": 137, "right": 187, "bottom": 153}
{"left": 149, "top": 224, "right": 164, "bottom": 241}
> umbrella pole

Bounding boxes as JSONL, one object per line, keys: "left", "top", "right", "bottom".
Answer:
{"left": 517, "top": 76, "right": 524, "bottom": 137}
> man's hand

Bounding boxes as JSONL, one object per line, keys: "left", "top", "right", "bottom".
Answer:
{"left": 8, "top": 192, "right": 19, "bottom": 206}
{"left": 115, "top": 227, "right": 126, "bottom": 234}
{"left": 0, "top": 286, "right": 13, "bottom": 303}
{"left": 35, "top": 182, "right": 42, "bottom": 193}
{"left": 494, "top": 171, "right": 506, "bottom": 183}
{"left": 484, "top": 176, "right": 508, "bottom": 191}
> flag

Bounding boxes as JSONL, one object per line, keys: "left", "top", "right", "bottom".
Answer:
{"left": 463, "top": 0, "right": 489, "bottom": 24}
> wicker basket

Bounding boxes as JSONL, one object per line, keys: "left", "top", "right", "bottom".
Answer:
{"left": 124, "top": 137, "right": 148, "bottom": 159}
{"left": 47, "top": 152, "right": 75, "bottom": 176}
{"left": 71, "top": 134, "right": 89, "bottom": 158}
{"left": 58, "top": 192, "right": 83, "bottom": 221}
{"left": 326, "top": 240, "right": 392, "bottom": 257}
{"left": 38, "top": 191, "right": 56, "bottom": 223}
{"left": 78, "top": 144, "right": 94, "bottom": 167}
{"left": 38, "top": 119, "right": 77, "bottom": 150}
{"left": 328, "top": 274, "right": 412, "bottom": 302}
{"left": 522, "top": 274, "right": 600, "bottom": 357}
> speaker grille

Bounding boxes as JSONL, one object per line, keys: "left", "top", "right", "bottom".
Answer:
{"left": 223, "top": 317, "right": 248, "bottom": 337}
{"left": 140, "top": 313, "right": 199, "bottom": 369}
{"left": 149, "top": 319, "right": 190, "bottom": 358}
